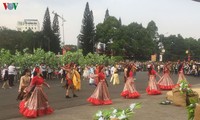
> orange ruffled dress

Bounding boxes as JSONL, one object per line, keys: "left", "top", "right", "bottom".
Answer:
{"left": 146, "top": 69, "right": 161, "bottom": 95}
{"left": 19, "top": 76, "right": 53, "bottom": 118}
{"left": 121, "top": 71, "right": 140, "bottom": 98}
{"left": 157, "top": 67, "right": 174, "bottom": 90}
{"left": 87, "top": 72, "right": 112, "bottom": 105}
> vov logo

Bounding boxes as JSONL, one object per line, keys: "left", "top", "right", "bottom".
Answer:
{"left": 3, "top": 3, "right": 18, "bottom": 10}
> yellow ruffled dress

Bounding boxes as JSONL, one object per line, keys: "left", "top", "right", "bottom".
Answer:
{"left": 72, "top": 70, "right": 81, "bottom": 90}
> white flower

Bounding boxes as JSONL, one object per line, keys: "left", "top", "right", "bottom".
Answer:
{"left": 112, "top": 109, "right": 117, "bottom": 114}
{"left": 96, "top": 111, "right": 102, "bottom": 117}
{"left": 118, "top": 114, "right": 127, "bottom": 119}
{"left": 122, "top": 110, "right": 125, "bottom": 114}
{"left": 118, "top": 115, "right": 127, "bottom": 119}
{"left": 179, "top": 88, "right": 182, "bottom": 91}
{"left": 180, "top": 83, "right": 183, "bottom": 87}
{"left": 189, "top": 104, "right": 194, "bottom": 107}
{"left": 130, "top": 103, "right": 136, "bottom": 110}
{"left": 118, "top": 110, "right": 127, "bottom": 120}
{"left": 110, "top": 114, "right": 116, "bottom": 119}
{"left": 98, "top": 117, "right": 104, "bottom": 120}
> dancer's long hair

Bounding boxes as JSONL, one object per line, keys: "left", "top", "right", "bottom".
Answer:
{"left": 178, "top": 63, "right": 183, "bottom": 72}
{"left": 33, "top": 67, "right": 40, "bottom": 77}
{"left": 21, "top": 69, "right": 30, "bottom": 77}
{"left": 127, "top": 65, "right": 132, "bottom": 77}
{"left": 148, "top": 65, "right": 153, "bottom": 75}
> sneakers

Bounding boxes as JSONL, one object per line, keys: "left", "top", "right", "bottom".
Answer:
{"left": 65, "top": 94, "right": 78, "bottom": 98}
{"left": 1, "top": 87, "right": 12, "bottom": 89}
{"left": 65, "top": 96, "right": 71, "bottom": 98}
{"left": 73, "top": 94, "right": 78, "bottom": 97}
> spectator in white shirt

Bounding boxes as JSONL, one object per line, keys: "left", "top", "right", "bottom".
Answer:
{"left": 40, "top": 63, "right": 47, "bottom": 80}
{"left": 8, "top": 63, "right": 16, "bottom": 86}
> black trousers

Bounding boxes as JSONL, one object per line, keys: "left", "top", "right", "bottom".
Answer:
{"left": 42, "top": 71, "right": 47, "bottom": 79}
{"left": 8, "top": 74, "right": 15, "bottom": 86}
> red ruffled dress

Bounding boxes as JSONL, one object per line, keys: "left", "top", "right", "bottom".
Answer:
{"left": 121, "top": 71, "right": 140, "bottom": 98}
{"left": 87, "top": 72, "right": 112, "bottom": 105}
{"left": 19, "top": 76, "right": 53, "bottom": 118}
{"left": 94, "top": 68, "right": 99, "bottom": 85}
{"left": 146, "top": 69, "right": 161, "bottom": 95}
{"left": 66, "top": 74, "right": 73, "bottom": 87}
{"left": 175, "top": 66, "right": 191, "bottom": 87}
{"left": 157, "top": 67, "right": 174, "bottom": 90}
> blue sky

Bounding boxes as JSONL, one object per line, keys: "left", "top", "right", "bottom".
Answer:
{"left": 0, "top": 0, "right": 200, "bottom": 45}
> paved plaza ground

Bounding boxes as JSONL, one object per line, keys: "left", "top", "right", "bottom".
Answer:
{"left": 9, "top": 91, "right": 190, "bottom": 120}
{"left": 0, "top": 72, "right": 199, "bottom": 120}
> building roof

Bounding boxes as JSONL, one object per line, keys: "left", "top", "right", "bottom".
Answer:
{"left": 24, "top": 19, "right": 38, "bottom": 21}
{"left": 62, "top": 45, "right": 77, "bottom": 51}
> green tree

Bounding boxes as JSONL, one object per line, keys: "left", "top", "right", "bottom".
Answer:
{"left": 52, "top": 13, "right": 61, "bottom": 53}
{"left": 119, "top": 17, "right": 122, "bottom": 26}
{"left": 96, "top": 16, "right": 122, "bottom": 55}
{"left": 126, "top": 22, "right": 155, "bottom": 60}
{"left": 96, "top": 18, "right": 156, "bottom": 59}
{"left": 21, "top": 30, "right": 35, "bottom": 52}
{"left": 42, "top": 7, "right": 56, "bottom": 53}
{"left": 185, "top": 37, "right": 200, "bottom": 60}
{"left": 146, "top": 20, "right": 158, "bottom": 40}
{"left": 162, "top": 35, "right": 200, "bottom": 61}
{"left": 0, "top": 49, "right": 13, "bottom": 66}
{"left": 0, "top": 27, "right": 44, "bottom": 53}
{"left": 146, "top": 20, "right": 159, "bottom": 54}
{"left": 33, "top": 31, "right": 44, "bottom": 50}
{"left": 78, "top": 2, "right": 95, "bottom": 55}
{"left": 0, "top": 28, "right": 24, "bottom": 53}
{"left": 96, "top": 16, "right": 121, "bottom": 44}
{"left": 104, "top": 9, "right": 110, "bottom": 22}
{"left": 162, "top": 34, "right": 186, "bottom": 61}
{"left": 52, "top": 14, "right": 60, "bottom": 34}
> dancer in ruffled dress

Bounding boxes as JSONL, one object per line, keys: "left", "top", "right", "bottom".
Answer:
{"left": 123, "top": 64, "right": 128, "bottom": 83}
{"left": 19, "top": 67, "right": 53, "bottom": 118}
{"left": 110, "top": 66, "right": 120, "bottom": 85}
{"left": 146, "top": 65, "right": 162, "bottom": 95}
{"left": 83, "top": 66, "right": 89, "bottom": 81}
{"left": 88, "top": 66, "right": 96, "bottom": 86}
{"left": 94, "top": 65, "right": 100, "bottom": 85}
{"left": 157, "top": 63, "right": 174, "bottom": 90}
{"left": 177, "top": 62, "right": 189, "bottom": 84}
{"left": 87, "top": 65, "right": 112, "bottom": 105}
{"left": 17, "top": 69, "right": 31, "bottom": 100}
{"left": 63, "top": 64, "right": 78, "bottom": 98}
{"left": 121, "top": 65, "right": 140, "bottom": 98}
{"left": 72, "top": 64, "right": 81, "bottom": 91}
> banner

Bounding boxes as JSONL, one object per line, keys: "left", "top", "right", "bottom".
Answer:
{"left": 159, "top": 55, "right": 163, "bottom": 62}
{"left": 151, "top": 54, "right": 156, "bottom": 62}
